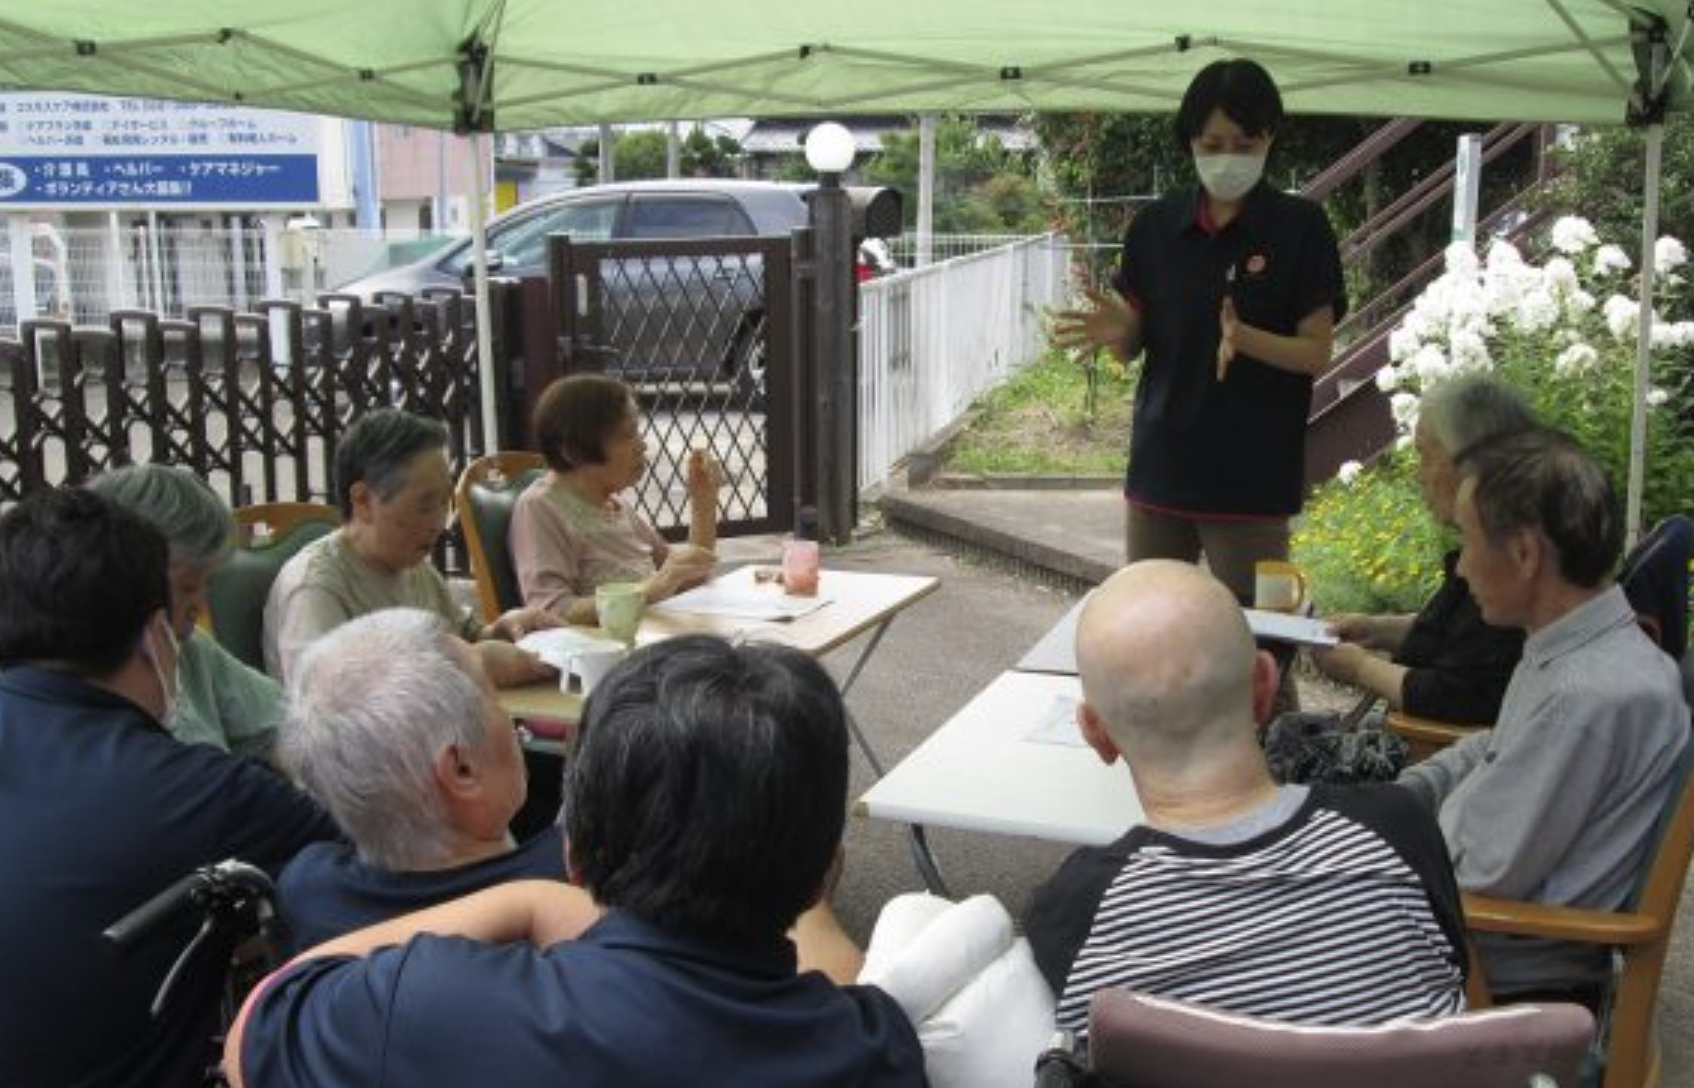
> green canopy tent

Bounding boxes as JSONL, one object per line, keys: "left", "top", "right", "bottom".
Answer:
{"left": 0, "top": 0, "right": 1688, "bottom": 531}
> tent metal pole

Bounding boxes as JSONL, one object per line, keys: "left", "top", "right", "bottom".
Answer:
{"left": 917, "top": 113, "right": 935, "bottom": 267}
{"left": 1626, "top": 120, "right": 1663, "bottom": 549}
{"left": 469, "top": 131, "right": 500, "bottom": 453}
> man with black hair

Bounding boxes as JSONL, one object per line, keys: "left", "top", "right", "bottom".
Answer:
{"left": 0, "top": 488, "right": 338, "bottom": 1088}
{"left": 1398, "top": 427, "right": 1688, "bottom": 1000}
{"left": 1054, "top": 58, "right": 1346, "bottom": 604}
{"left": 263, "top": 407, "right": 556, "bottom": 684}
{"left": 226, "top": 635, "right": 925, "bottom": 1088}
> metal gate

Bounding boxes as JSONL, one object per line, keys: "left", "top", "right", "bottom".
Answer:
{"left": 546, "top": 234, "right": 809, "bottom": 539}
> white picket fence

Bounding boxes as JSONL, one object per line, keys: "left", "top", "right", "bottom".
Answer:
{"left": 857, "top": 233, "right": 1072, "bottom": 490}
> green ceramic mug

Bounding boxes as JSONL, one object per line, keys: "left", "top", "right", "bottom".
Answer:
{"left": 595, "top": 581, "right": 646, "bottom": 644}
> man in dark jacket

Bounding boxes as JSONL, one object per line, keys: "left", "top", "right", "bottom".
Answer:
{"left": 0, "top": 488, "right": 338, "bottom": 1088}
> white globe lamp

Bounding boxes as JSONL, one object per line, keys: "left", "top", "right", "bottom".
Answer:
{"left": 804, "top": 122, "right": 856, "bottom": 177}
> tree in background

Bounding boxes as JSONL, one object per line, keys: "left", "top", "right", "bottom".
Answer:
{"left": 863, "top": 116, "right": 1047, "bottom": 234}
{"left": 573, "top": 126, "right": 744, "bottom": 185}
{"left": 679, "top": 127, "right": 744, "bottom": 177}
{"left": 1540, "top": 117, "right": 1694, "bottom": 249}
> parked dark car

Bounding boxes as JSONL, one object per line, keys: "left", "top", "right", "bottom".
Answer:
{"left": 337, "top": 179, "right": 893, "bottom": 399}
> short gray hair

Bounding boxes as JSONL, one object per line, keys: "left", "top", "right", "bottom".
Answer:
{"left": 280, "top": 608, "right": 487, "bottom": 870}
{"left": 334, "top": 409, "right": 449, "bottom": 520}
{"left": 86, "top": 463, "right": 233, "bottom": 569}
{"left": 1418, "top": 374, "right": 1534, "bottom": 460}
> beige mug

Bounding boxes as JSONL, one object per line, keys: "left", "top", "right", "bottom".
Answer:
{"left": 1253, "top": 559, "right": 1309, "bottom": 613}
{"left": 595, "top": 581, "right": 646, "bottom": 644}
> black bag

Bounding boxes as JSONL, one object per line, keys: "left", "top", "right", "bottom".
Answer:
{"left": 1262, "top": 709, "right": 1408, "bottom": 785}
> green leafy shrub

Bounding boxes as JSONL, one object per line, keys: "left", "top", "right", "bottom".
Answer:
{"left": 1294, "top": 450, "right": 1447, "bottom": 614}
{"left": 947, "top": 349, "right": 1134, "bottom": 477}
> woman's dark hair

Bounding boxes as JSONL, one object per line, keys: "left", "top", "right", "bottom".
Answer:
{"left": 1174, "top": 59, "right": 1285, "bottom": 148}
{"left": 532, "top": 374, "right": 635, "bottom": 473}
{"left": 563, "top": 635, "right": 849, "bottom": 947}
{"left": 333, "top": 409, "right": 449, "bottom": 519}
{"left": 1461, "top": 427, "right": 1621, "bottom": 588}
{"left": 0, "top": 487, "right": 169, "bottom": 674}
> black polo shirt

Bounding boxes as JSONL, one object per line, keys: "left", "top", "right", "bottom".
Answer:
{"left": 1116, "top": 184, "right": 1347, "bottom": 517}
{"left": 0, "top": 666, "right": 338, "bottom": 1088}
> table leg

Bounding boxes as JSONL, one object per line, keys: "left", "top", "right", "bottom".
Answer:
{"left": 907, "top": 826, "right": 951, "bottom": 898}
{"left": 837, "top": 616, "right": 893, "bottom": 698}
{"left": 833, "top": 616, "right": 950, "bottom": 896}
{"left": 837, "top": 619, "right": 895, "bottom": 775}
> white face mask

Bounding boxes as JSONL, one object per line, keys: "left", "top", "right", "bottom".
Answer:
{"left": 1194, "top": 152, "right": 1265, "bottom": 202}
{"left": 147, "top": 618, "right": 180, "bottom": 726}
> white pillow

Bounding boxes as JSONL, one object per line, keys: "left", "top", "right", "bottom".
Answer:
{"left": 862, "top": 893, "right": 1057, "bottom": 1088}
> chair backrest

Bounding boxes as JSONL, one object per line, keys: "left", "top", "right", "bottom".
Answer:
{"left": 1087, "top": 989, "right": 1593, "bottom": 1088}
{"left": 207, "top": 502, "right": 339, "bottom": 672}
{"left": 1618, "top": 515, "right": 1691, "bottom": 657}
{"left": 456, "top": 452, "right": 546, "bottom": 620}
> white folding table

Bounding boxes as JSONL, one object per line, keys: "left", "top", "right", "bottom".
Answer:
{"left": 857, "top": 670, "right": 1142, "bottom": 892}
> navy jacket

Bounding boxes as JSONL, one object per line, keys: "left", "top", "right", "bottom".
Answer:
{"left": 243, "top": 911, "right": 929, "bottom": 1088}
{"left": 0, "top": 666, "right": 338, "bottom": 1088}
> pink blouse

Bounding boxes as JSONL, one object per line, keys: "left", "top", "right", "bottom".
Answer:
{"left": 508, "top": 476, "right": 670, "bottom": 614}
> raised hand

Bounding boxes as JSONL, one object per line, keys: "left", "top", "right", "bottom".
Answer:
{"left": 1054, "top": 286, "right": 1135, "bottom": 353}
{"left": 1216, "top": 296, "right": 1239, "bottom": 381}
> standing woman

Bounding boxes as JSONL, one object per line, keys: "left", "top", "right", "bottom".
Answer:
{"left": 1057, "top": 59, "right": 1347, "bottom": 602}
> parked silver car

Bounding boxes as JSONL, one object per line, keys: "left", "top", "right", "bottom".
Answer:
{"left": 337, "top": 179, "right": 891, "bottom": 399}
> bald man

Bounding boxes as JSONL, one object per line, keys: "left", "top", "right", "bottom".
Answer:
{"left": 1024, "top": 561, "right": 1467, "bottom": 1040}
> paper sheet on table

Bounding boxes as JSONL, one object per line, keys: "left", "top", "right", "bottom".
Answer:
{"left": 516, "top": 628, "right": 625, "bottom": 671}
{"left": 652, "top": 582, "right": 832, "bottom": 621}
{"left": 1244, "top": 608, "right": 1339, "bottom": 646}
{"left": 1022, "top": 694, "right": 1087, "bottom": 748}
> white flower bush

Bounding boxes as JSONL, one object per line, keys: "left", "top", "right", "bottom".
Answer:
{"left": 1551, "top": 216, "right": 1599, "bottom": 254}
{"left": 1376, "top": 218, "right": 1693, "bottom": 450}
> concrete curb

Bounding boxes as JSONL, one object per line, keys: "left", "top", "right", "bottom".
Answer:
{"left": 925, "top": 473, "right": 1121, "bottom": 491}
{"left": 879, "top": 489, "right": 1117, "bottom": 590}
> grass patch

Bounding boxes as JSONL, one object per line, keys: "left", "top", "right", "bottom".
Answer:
{"left": 947, "top": 350, "right": 1134, "bottom": 477}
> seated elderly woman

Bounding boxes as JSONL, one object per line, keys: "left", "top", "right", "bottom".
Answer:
{"left": 1309, "top": 374, "right": 1532, "bottom": 722}
{"left": 511, "top": 374, "right": 720, "bottom": 625}
{"left": 88, "top": 463, "right": 281, "bottom": 760}
{"left": 276, "top": 608, "right": 566, "bottom": 951}
{"left": 263, "top": 408, "right": 555, "bottom": 686}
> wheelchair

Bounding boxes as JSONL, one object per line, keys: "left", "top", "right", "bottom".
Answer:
{"left": 104, "top": 860, "right": 283, "bottom": 1088}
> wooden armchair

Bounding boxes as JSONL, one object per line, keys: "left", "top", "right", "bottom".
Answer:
{"left": 456, "top": 452, "right": 546, "bottom": 622}
{"left": 1459, "top": 739, "right": 1694, "bottom": 1088}
{"left": 206, "top": 502, "right": 339, "bottom": 672}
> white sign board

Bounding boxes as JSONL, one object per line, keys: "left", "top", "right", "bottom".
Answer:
{"left": 0, "top": 92, "right": 321, "bottom": 208}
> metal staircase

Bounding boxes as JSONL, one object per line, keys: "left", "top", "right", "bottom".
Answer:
{"left": 1302, "top": 121, "right": 1557, "bottom": 483}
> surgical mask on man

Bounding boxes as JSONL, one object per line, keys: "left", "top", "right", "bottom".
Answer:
{"left": 146, "top": 615, "right": 180, "bottom": 725}
{"left": 1194, "top": 152, "right": 1265, "bottom": 202}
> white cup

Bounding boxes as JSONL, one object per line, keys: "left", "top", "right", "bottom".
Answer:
{"left": 559, "top": 640, "right": 628, "bottom": 696}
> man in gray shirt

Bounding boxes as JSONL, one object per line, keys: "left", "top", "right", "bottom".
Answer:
{"left": 1398, "top": 427, "right": 1688, "bottom": 999}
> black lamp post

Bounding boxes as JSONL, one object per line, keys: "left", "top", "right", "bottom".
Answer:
{"left": 804, "top": 121, "right": 857, "bottom": 545}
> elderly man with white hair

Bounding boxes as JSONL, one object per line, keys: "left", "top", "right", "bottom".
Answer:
{"left": 276, "top": 608, "right": 567, "bottom": 950}
{"left": 1024, "top": 560, "right": 1468, "bottom": 1039}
